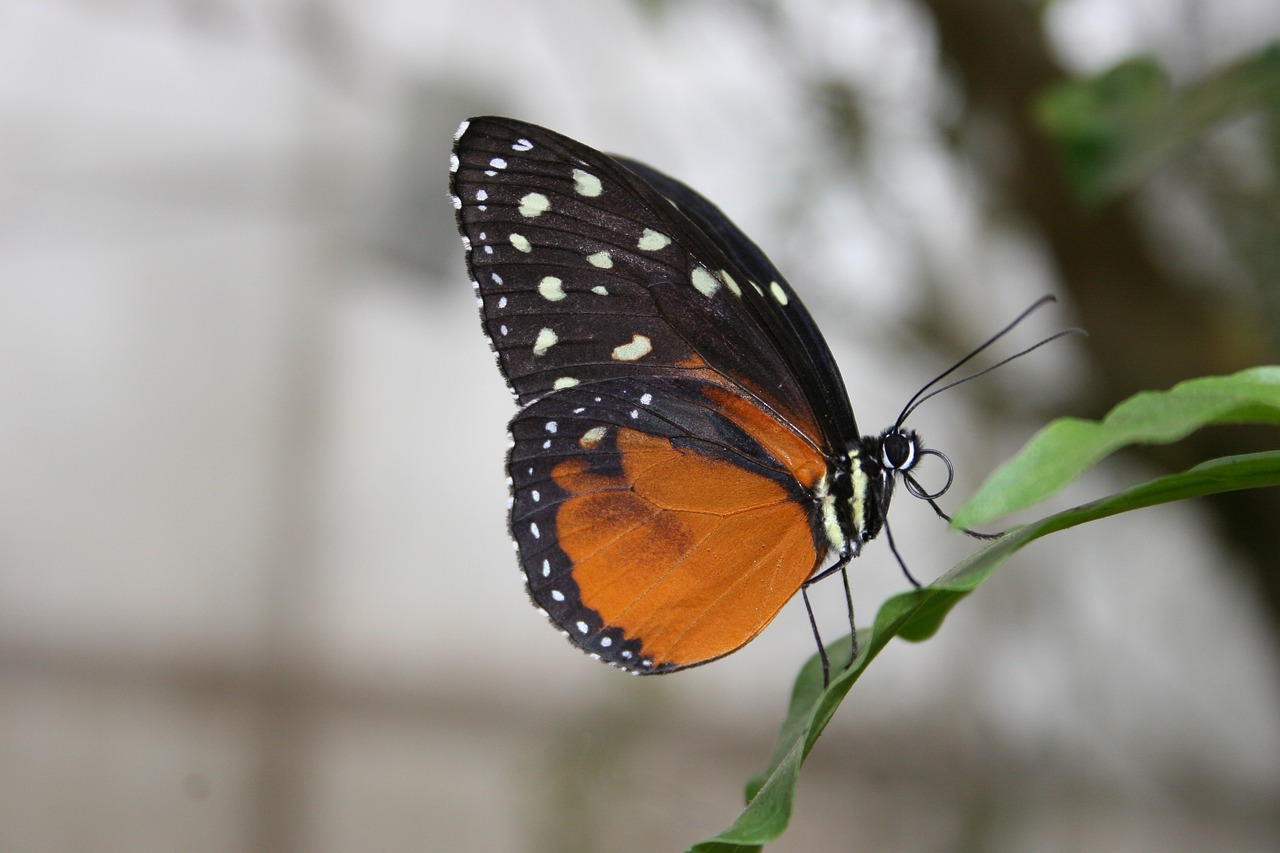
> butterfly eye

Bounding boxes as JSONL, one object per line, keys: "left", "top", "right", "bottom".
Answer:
{"left": 880, "top": 430, "right": 917, "bottom": 472}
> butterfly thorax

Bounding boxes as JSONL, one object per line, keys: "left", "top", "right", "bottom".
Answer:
{"left": 821, "top": 427, "right": 923, "bottom": 555}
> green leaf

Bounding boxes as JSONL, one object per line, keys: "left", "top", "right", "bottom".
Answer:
{"left": 686, "top": 450, "right": 1280, "bottom": 852}
{"left": 952, "top": 366, "right": 1280, "bottom": 530}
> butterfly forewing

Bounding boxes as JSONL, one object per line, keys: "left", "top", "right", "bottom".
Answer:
{"left": 614, "top": 155, "right": 861, "bottom": 449}
{"left": 451, "top": 117, "right": 822, "bottom": 436}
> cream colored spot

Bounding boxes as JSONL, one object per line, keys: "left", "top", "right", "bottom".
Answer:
{"left": 816, "top": 474, "right": 846, "bottom": 553}
{"left": 849, "top": 448, "right": 868, "bottom": 534}
{"left": 580, "top": 426, "right": 608, "bottom": 448}
{"left": 720, "top": 270, "right": 742, "bottom": 297}
{"left": 538, "top": 276, "right": 566, "bottom": 301}
{"left": 519, "top": 192, "right": 551, "bottom": 217}
{"left": 533, "top": 327, "right": 558, "bottom": 356}
{"left": 509, "top": 233, "right": 532, "bottom": 253}
{"left": 690, "top": 267, "right": 720, "bottom": 298}
{"left": 591, "top": 286, "right": 609, "bottom": 296}
{"left": 770, "top": 280, "right": 789, "bottom": 305}
{"left": 750, "top": 280, "right": 764, "bottom": 297}
{"left": 572, "top": 169, "right": 602, "bottom": 197}
{"left": 586, "top": 251, "right": 613, "bottom": 269}
{"left": 637, "top": 228, "right": 670, "bottom": 251}
{"left": 553, "top": 377, "right": 580, "bottom": 389}
{"left": 611, "top": 334, "right": 653, "bottom": 362}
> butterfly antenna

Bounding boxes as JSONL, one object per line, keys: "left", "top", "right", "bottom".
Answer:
{"left": 898, "top": 327, "right": 1085, "bottom": 425}
{"left": 894, "top": 295, "right": 1073, "bottom": 429}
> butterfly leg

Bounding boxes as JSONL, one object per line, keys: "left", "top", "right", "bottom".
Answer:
{"left": 801, "top": 543, "right": 859, "bottom": 687}
{"left": 800, "top": 584, "right": 831, "bottom": 688}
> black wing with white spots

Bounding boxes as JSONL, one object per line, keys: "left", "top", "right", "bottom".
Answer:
{"left": 613, "top": 155, "right": 861, "bottom": 448}
{"left": 449, "top": 116, "right": 833, "bottom": 441}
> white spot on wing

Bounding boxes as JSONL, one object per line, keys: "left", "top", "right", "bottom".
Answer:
{"left": 533, "top": 327, "right": 558, "bottom": 356}
{"left": 519, "top": 192, "right": 551, "bottom": 217}
{"left": 538, "top": 276, "right": 566, "bottom": 301}
{"left": 490, "top": 157, "right": 508, "bottom": 169}
{"left": 544, "top": 421, "right": 557, "bottom": 433}
{"left": 576, "top": 621, "right": 589, "bottom": 634}
{"left": 453, "top": 120, "right": 470, "bottom": 141}
{"left": 721, "top": 270, "right": 742, "bottom": 297}
{"left": 770, "top": 280, "right": 790, "bottom": 305}
{"left": 449, "top": 153, "right": 459, "bottom": 173}
{"left": 509, "top": 233, "right": 532, "bottom": 253}
{"left": 637, "top": 228, "right": 671, "bottom": 251}
{"left": 553, "top": 377, "right": 579, "bottom": 389}
{"left": 611, "top": 334, "right": 653, "bottom": 362}
{"left": 691, "top": 266, "right": 720, "bottom": 297}
{"left": 591, "top": 286, "right": 608, "bottom": 296}
{"left": 512, "top": 138, "right": 533, "bottom": 151}
{"left": 552, "top": 590, "right": 565, "bottom": 602}
{"left": 586, "top": 251, "right": 613, "bottom": 269}
{"left": 530, "top": 522, "right": 540, "bottom": 539}
{"left": 572, "top": 169, "right": 603, "bottom": 197}
{"left": 580, "top": 426, "right": 607, "bottom": 448}
{"left": 640, "top": 393, "right": 652, "bottom": 405}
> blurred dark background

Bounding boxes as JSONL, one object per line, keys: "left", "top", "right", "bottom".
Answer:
{"left": 1, "top": 1, "right": 1277, "bottom": 851}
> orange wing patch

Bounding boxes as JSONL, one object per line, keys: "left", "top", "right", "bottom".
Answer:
{"left": 552, "top": 427, "right": 822, "bottom": 669}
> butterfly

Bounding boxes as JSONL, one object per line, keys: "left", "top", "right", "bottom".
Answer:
{"left": 449, "top": 116, "right": 1026, "bottom": 680}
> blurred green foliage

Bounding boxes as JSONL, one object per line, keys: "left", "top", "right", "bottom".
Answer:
{"left": 1037, "top": 45, "right": 1280, "bottom": 205}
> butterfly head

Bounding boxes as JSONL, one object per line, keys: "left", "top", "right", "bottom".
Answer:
{"left": 877, "top": 427, "right": 921, "bottom": 474}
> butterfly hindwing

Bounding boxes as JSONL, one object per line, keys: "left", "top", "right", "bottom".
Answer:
{"left": 508, "top": 376, "right": 828, "bottom": 672}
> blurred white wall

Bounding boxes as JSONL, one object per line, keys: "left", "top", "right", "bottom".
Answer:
{"left": 0, "top": 1, "right": 1277, "bottom": 851}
